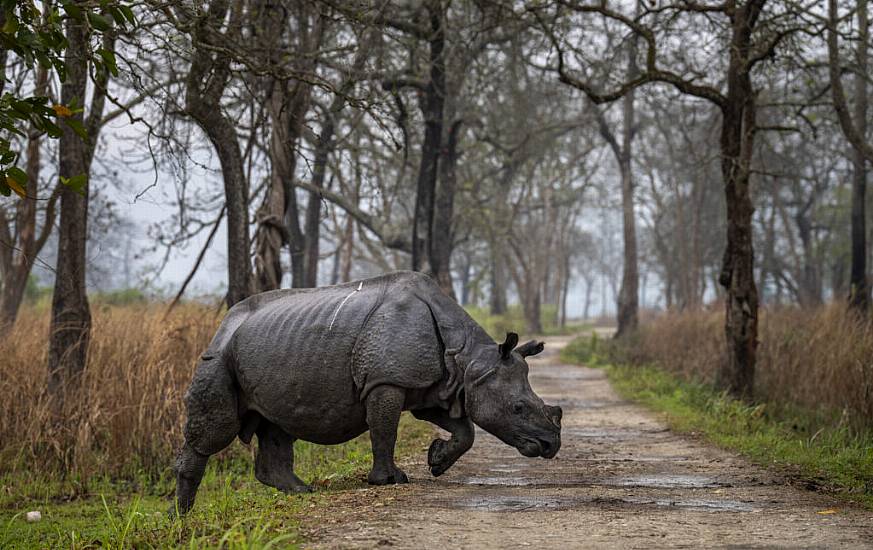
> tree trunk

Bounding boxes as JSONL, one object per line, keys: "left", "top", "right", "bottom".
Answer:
{"left": 303, "top": 122, "right": 331, "bottom": 287}
{"left": 411, "top": 3, "right": 445, "bottom": 272}
{"left": 522, "top": 287, "right": 543, "bottom": 334}
{"left": 47, "top": 17, "right": 91, "bottom": 400}
{"left": 583, "top": 275, "right": 593, "bottom": 319}
{"left": 489, "top": 245, "right": 507, "bottom": 315}
{"left": 430, "top": 119, "right": 461, "bottom": 297}
{"left": 0, "top": 67, "right": 52, "bottom": 327}
{"left": 850, "top": 0, "right": 869, "bottom": 311}
{"left": 560, "top": 253, "right": 570, "bottom": 328}
{"left": 614, "top": 32, "right": 639, "bottom": 339}
{"left": 185, "top": 0, "right": 251, "bottom": 306}
{"left": 303, "top": 36, "right": 368, "bottom": 288}
{"left": 615, "top": 151, "right": 639, "bottom": 337}
{"left": 716, "top": 3, "right": 762, "bottom": 398}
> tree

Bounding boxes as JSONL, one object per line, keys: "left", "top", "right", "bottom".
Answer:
{"left": 177, "top": 1, "right": 252, "bottom": 306}
{"left": 534, "top": 0, "right": 802, "bottom": 397}
{"left": 828, "top": 0, "right": 871, "bottom": 312}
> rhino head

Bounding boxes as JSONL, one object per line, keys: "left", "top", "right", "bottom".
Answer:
{"left": 464, "top": 333, "right": 562, "bottom": 459}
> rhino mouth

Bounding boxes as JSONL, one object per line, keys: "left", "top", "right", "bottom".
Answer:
{"left": 517, "top": 436, "right": 560, "bottom": 459}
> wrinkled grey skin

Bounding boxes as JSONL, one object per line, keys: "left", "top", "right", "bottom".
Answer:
{"left": 171, "top": 271, "right": 562, "bottom": 515}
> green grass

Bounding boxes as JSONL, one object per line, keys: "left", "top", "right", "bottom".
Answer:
{"left": 561, "top": 335, "right": 873, "bottom": 509}
{"left": 0, "top": 415, "right": 433, "bottom": 549}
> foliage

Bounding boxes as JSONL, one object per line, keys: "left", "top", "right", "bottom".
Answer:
{"left": 0, "top": 0, "right": 133, "bottom": 198}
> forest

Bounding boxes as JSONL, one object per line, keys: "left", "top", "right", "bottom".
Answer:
{"left": 1, "top": 0, "right": 872, "bottom": 547}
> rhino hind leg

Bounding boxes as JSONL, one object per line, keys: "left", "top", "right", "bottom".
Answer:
{"left": 254, "top": 421, "right": 313, "bottom": 494}
{"left": 411, "top": 408, "right": 475, "bottom": 477}
{"left": 365, "top": 385, "right": 409, "bottom": 485}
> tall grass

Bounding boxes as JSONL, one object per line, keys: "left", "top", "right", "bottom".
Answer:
{"left": 1, "top": 304, "right": 221, "bottom": 482}
{"left": 606, "top": 304, "right": 873, "bottom": 431}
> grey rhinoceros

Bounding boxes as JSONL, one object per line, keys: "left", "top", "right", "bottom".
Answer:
{"left": 172, "top": 271, "right": 562, "bottom": 514}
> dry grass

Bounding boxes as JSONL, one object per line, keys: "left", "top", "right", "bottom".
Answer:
{"left": 623, "top": 304, "right": 873, "bottom": 430}
{"left": 0, "top": 303, "right": 221, "bottom": 481}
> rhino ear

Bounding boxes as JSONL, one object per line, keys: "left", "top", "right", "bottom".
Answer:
{"left": 498, "top": 332, "right": 519, "bottom": 360}
{"left": 517, "top": 340, "right": 545, "bottom": 358}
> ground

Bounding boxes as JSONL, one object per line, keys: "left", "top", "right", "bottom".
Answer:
{"left": 303, "top": 335, "right": 873, "bottom": 549}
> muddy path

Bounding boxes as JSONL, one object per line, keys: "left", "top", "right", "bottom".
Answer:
{"left": 305, "top": 335, "right": 873, "bottom": 548}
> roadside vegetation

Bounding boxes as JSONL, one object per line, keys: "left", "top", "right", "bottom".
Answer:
{"left": 561, "top": 306, "right": 873, "bottom": 509}
{"left": 0, "top": 303, "right": 433, "bottom": 548}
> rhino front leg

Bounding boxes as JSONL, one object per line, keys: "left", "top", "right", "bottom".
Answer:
{"left": 365, "top": 385, "right": 409, "bottom": 485}
{"left": 254, "top": 421, "right": 313, "bottom": 494}
{"left": 412, "top": 409, "right": 475, "bottom": 476}
{"left": 171, "top": 442, "right": 209, "bottom": 517}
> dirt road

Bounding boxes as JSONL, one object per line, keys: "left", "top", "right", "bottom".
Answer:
{"left": 306, "top": 335, "right": 873, "bottom": 548}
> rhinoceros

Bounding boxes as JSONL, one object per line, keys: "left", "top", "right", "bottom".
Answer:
{"left": 172, "top": 271, "right": 562, "bottom": 514}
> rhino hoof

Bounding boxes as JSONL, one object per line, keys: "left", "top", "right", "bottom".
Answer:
{"left": 428, "top": 439, "right": 449, "bottom": 477}
{"left": 368, "top": 468, "right": 409, "bottom": 485}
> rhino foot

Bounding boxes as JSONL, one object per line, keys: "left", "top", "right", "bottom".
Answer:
{"left": 279, "top": 482, "right": 314, "bottom": 494}
{"left": 428, "top": 438, "right": 451, "bottom": 477}
{"left": 368, "top": 467, "right": 409, "bottom": 485}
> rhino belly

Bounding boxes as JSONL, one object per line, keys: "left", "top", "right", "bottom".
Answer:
{"left": 231, "top": 300, "right": 371, "bottom": 445}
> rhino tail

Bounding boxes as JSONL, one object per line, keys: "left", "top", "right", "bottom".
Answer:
{"left": 237, "top": 410, "right": 262, "bottom": 445}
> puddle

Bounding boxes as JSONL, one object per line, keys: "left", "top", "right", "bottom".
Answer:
{"left": 443, "top": 495, "right": 758, "bottom": 513}
{"left": 629, "top": 497, "right": 758, "bottom": 512}
{"left": 607, "top": 475, "right": 724, "bottom": 489}
{"left": 547, "top": 398, "right": 613, "bottom": 410}
{"left": 564, "top": 427, "right": 645, "bottom": 440}
{"left": 532, "top": 370, "right": 601, "bottom": 381}
{"left": 578, "top": 455, "right": 692, "bottom": 463}
{"left": 451, "top": 495, "right": 578, "bottom": 512}
{"left": 455, "top": 476, "right": 538, "bottom": 486}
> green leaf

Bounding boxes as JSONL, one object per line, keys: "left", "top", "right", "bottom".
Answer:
{"left": 119, "top": 5, "right": 135, "bottom": 25}
{"left": 107, "top": 6, "right": 126, "bottom": 25}
{"left": 7, "top": 165, "right": 27, "bottom": 185}
{"left": 61, "top": 3, "right": 83, "bottom": 20}
{"left": 86, "top": 11, "right": 111, "bottom": 32}
{"left": 96, "top": 47, "right": 118, "bottom": 76}
{"left": 64, "top": 117, "right": 87, "bottom": 140}
{"left": 61, "top": 173, "right": 88, "bottom": 195}
{"left": 2, "top": 14, "right": 19, "bottom": 35}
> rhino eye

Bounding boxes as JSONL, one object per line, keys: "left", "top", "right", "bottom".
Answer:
{"left": 512, "top": 402, "right": 525, "bottom": 415}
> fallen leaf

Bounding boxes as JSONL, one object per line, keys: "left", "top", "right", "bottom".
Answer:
{"left": 817, "top": 509, "right": 838, "bottom": 515}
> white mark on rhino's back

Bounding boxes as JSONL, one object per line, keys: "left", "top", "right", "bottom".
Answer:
{"left": 329, "top": 281, "right": 364, "bottom": 331}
